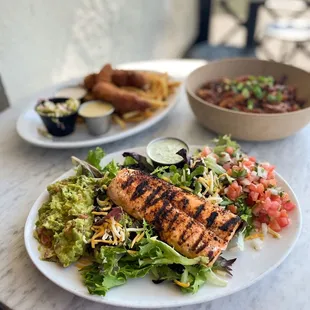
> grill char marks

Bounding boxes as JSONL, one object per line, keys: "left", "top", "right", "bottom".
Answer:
{"left": 121, "top": 175, "right": 135, "bottom": 190}
{"left": 131, "top": 180, "right": 149, "bottom": 200}
{"left": 179, "top": 197, "right": 189, "bottom": 211}
{"left": 193, "top": 204, "right": 205, "bottom": 219}
{"left": 152, "top": 200, "right": 171, "bottom": 231}
{"left": 179, "top": 220, "right": 194, "bottom": 244}
{"left": 168, "top": 213, "right": 180, "bottom": 231}
{"left": 195, "top": 241, "right": 208, "bottom": 254}
{"left": 206, "top": 211, "right": 218, "bottom": 228}
{"left": 190, "top": 231, "right": 205, "bottom": 252}
{"left": 219, "top": 217, "right": 240, "bottom": 232}
{"left": 142, "top": 186, "right": 163, "bottom": 211}
{"left": 151, "top": 189, "right": 177, "bottom": 206}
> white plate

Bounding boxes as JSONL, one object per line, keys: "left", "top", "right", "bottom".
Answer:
{"left": 24, "top": 146, "right": 302, "bottom": 308}
{"left": 16, "top": 76, "right": 180, "bottom": 149}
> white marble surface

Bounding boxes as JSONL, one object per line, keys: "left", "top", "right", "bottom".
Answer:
{"left": 1, "top": 60, "right": 310, "bottom": 310}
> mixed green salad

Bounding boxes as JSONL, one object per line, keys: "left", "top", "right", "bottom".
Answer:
{"left": 34, "top": 136, "right": 295, "bottom": 296}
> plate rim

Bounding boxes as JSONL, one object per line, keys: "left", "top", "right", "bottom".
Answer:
{"left": 16, "top": 76, "right": 180, "bottom": 149}
{"left": 24, "top": 146, "right": 302, "bottom": 308}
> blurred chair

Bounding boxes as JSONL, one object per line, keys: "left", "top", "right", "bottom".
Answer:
{"left": 184, "top": 0, "right": 263, "bottom": 60}
{"left": 261, "top": 0, "right": 310, "bottom": 62}
{"left": 0, "top": 75, "right": 10, "bottom": 112}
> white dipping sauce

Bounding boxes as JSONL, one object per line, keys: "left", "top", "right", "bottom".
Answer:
{"left": 148, "top": 138, "right": 188, "bottom": 164}
{"left": 55, "top": 87, "right": 87, "bottom": 99}
{"left": 79, "top": 101, "right": 114, "bottom": 118}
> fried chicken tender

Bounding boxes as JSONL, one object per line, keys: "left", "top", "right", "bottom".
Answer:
{"left": 97, "top": 64, "right": 113, "bottom": 83}
{"left": 84, "top": 73, "right": 97, "bottom": 90}
{"left": 92, "top": 82, "right": 151, "bottom": 114}
{"left": 112, "top": 70, "right": 148, "bottom": 89}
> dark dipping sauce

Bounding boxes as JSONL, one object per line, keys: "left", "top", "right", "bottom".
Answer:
{"left": 196, "top": 75, "right": 305, "bottom": 113}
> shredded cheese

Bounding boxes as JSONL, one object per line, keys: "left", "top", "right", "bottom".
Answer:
{"left": 245, "top": 233, "right": 264, "bottom": 241}
{"left": 267, "top": 226, "right": 281, "bottom": 239}
{"left": 130, "top": 231, "right": 145, "bottom": 248}
{"left": 174, "top": 280, "right": 190, "bottom": 288}
{"left": 92, "top": 211, "right": 108, "bottom": 216}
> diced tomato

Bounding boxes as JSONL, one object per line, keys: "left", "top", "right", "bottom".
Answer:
{"left": 249, "top": 184, "right": 256, "bottom": 192}
{"left": 228, "top": 205, "right": 238, "bottom": 214}
{"left": 267, "top": 170, "right": 275, "bottom": 180}
{"left": 283, "top": 201, "right": 296, "bottom": 211}
{"left": 260, "top": 178, "right": 269, "bottom": 188}
{"left": 243, "top": 160, "right": 253, "bottom": 167}
{"left": 263, "top": 190, "right": 271, "bottom": 198}
{"left": 256, "top": 183, "right": 264, "bottom": 194}
{"left": 269, "top": 219, "right": 281, "bottom": 232}
{"left": 262, "top": 197, "right": 272, "bottom": 210}
{"left": 249, "top": 156, "right": 256, "bottom": 162}
{"left": 277, "top": 217, "right": 289, "bottom": 228}
{"left": 227, "top": 181, "right": 242, "bottom": 200}
{"left": 280, "top": 209, "right": 288, "bottom": 217}
{"left": 227, "top": 168, "right": 232, "bottom": 176}
{"left": 281, "top": 192, "right": 290, "bottom": 202}
{"left": 231, "top": 181, "right": 239, "bottom": 190}
{"left": 249, "top": 191, "right": 259, "bottom": 202}
{"left": 270, "top": 195, "right": 281, "bottom": 203}
{"left": 246, "top": 195, "right": 255, "bottom": 206}
{"left": 225, "top": 146, "right": 234, "bottom": 155}
{"left": 201, "top": 146, "right": 211, "bottom": 157}
{"left": 269, "top": 200, "right": 280, "bottom": 211}
{"left": 258, "top": 214, "right": 270, "bottom": 224}
{"left": 268, "top": 209, "right": 280, "bottom": 218}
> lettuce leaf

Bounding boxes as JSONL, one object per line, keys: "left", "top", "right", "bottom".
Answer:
{"left": 86, "top": 147, "right": 105, "bottom": 170}
{"left": 122, "top": 152, "right": 154, "bottom": 172}
{"left": 213, "top": 135, "right": 240, "bottom": 156}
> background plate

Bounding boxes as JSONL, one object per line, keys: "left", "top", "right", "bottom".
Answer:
{"left": 16, "top": 75, "right": 180, "bottom": 149}
{"left": 24, "top": 146, "right": 302, "bottom": 308}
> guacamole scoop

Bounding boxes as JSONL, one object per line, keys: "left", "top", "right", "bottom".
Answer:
{"left": 35, "top": 175, "right": 98, "bottom": 267}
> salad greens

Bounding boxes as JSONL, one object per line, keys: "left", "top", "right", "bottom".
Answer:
{"left": 80, "top": 221, "right": 216, "bottom": 295}
{"left": 37, "top": 135, "right": 266, "bottom": 297}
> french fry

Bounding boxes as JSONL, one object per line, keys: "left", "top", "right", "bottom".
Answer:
{"left": 122, "top": 110, "right": 141, "bottom": 120}
{"left": 147, "top": 99, "right": 168, "bottom": 108}
{"left": 112, "top": 114, "right": 126, "bottom": 129}
{"left": 143, "top": 109, "right": 154, "bottom": 118}
{"left": 168, "top": 80, "right": 181, "bottom": 88}
{"left": 123, "top": 116, "right": 145, "bottom": 123}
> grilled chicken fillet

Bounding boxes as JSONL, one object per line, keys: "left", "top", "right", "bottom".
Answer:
{"left": 109, "top": 169, "right": 241, "bottom": 243}
{"left": 107, "top": 169, "right": 227, "bottom": 265}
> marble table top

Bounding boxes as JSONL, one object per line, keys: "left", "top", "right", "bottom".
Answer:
{"left": 0, "top": 59, "right": 310, "bottom": 310}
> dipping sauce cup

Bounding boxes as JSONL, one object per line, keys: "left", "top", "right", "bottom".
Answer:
{"left": 146, "top": 137, "right": 189, "bottom": 166}
{"left": 78, "top": 100, "right": 115, "bottom": 136}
